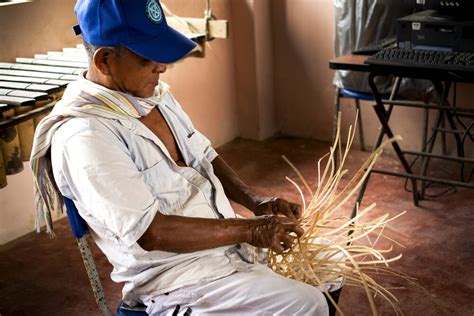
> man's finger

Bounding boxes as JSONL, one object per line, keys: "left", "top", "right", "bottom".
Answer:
{"left": 271, "top": 239, "right": 285, "bottom": 254}
{"left": 275, "top": 199, "right": 296, "bottom": 219}
{"left": 290, "top": 203, "right": 303, "bottom": 219}
{"left": 260, "top": 207, "right": 274, "bottom": 216}
{"left": 281, "top": 221, "right": 304, "bottom": 237}
{"left": 280, "top": 233, "right": 296, "bottom": 249}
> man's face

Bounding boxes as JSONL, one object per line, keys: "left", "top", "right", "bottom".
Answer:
{"left": 107, "top": 47, "right": 167, "bottom": 98}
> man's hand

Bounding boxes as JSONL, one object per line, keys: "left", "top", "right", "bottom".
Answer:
{"left": 139, "top": 212, "right": 304, "bottom": 254}
{"left": 253, "top": 197, "right": 303, "bottom": 220}
{"left": 247, "top": 215, "right": 304, "bottom": 253}
{"left": 211, "top": 157, "right": 303, "bottom": 220}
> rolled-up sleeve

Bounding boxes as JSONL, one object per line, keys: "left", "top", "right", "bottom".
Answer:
{"left": 192, "top": 130, "right": 218, "bottom": 162}
{"left": 52, "top": 123, "right": 159, "bottom": 247}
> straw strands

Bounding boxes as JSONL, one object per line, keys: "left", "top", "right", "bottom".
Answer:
{"left": 268, "top": 113, "right": 415, "bottom": 315}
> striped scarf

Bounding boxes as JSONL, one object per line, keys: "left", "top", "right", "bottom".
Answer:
{"left": 30, "top": 72, "right": 169, "bottom": 235}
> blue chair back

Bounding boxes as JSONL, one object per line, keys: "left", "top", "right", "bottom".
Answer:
{"left": 117, "top": 301, "right": 147, "bottom": 315}
{"left": 63, "top": 196, "right": 147, "bottom": 315}
{"left": 64, "top": 196, "right": 88, "bottom": 239}
{"left": 340, "top": 88, "right": 393, "bottom": 101}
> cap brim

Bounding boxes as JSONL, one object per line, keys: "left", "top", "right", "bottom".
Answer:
{"left": 126, "top": 26, "right": 197, "bottom": 64}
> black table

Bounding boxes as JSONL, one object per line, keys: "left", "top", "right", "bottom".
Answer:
{"left": 329, "top": 54, "right": 474, "bottom": 212}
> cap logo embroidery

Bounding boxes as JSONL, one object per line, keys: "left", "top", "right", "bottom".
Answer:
{"left": 146, "top": 0, "right": 163, "bottom": 24}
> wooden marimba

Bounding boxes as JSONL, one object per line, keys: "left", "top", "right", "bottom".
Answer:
{"left": 0, "top": 45, "right": 88, "bottom": 188}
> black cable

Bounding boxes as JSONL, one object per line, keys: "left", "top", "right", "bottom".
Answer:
{"left": 379, "top": 80, "right": 474, "bottom": 198}
{"left": 402, "top": 119, "right": 457, "bottom": 198}
{"left": 402, "top": 87, "right": 460, "bottom": 198}
{"left": 403, "top": 133, "right": 458, "bottom": 198}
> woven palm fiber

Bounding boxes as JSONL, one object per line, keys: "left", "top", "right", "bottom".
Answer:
{"left": 269, "top": 114, "right": 416, "bottom": 315}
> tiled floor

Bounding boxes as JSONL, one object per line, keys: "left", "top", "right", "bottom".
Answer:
{"left": 1, "top": 137, "right": 473, "bottom": 315}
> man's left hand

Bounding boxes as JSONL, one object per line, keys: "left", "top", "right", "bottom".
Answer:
{"left": 253, "top": 197, "right": 302, "bottom": 220}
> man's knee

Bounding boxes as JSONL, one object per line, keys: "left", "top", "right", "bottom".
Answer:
{"left": 251, "top": 266, "right": 329, "bottom": 315}
{"left": 289, "top": 283, "right": 329, "bottom": 315}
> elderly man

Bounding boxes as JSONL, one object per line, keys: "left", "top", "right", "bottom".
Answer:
{"left": 31, "top": 0, "right": 330, "bottom": 314}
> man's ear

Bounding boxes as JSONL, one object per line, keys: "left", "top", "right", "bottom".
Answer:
{"left": 92, "top": 48, "right": 114, "bottom": 76}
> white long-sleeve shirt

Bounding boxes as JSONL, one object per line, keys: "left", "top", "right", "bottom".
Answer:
{"left": 51, "top": 90, "right": 250, "bottom": 305}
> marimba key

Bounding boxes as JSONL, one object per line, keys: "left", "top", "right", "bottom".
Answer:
{"left": 0, "top": 88, "right": 49, "bottom": 101}
{"left": 35, "top": 53, "right": 88, "bottom": 63}
{"left": 0, "top": 96, "right": 35, "bottom": 107}
{"left": 0, "top": 75, "right": 71, "bottom": 87}
{"left": 0, "top": 62, "right": 83, "bottom": 75}
{"left": 62, "top": 47, "right": 88, "bottom": 55}
{"left": 0, "top": 81, "right": 60, "bottom": 94}
{"left": 0, "top": 69, "right": 79, "bottom": 81}
{"left": 16, "top": 57, "right": 89, "bottom": 69}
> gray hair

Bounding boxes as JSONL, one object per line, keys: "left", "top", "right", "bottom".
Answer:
{"left": 82, "top": 40, "right": 124, "bottom": 62}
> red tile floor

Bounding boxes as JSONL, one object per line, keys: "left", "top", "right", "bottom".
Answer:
{"left": 1, "top": 137, "right": 473, "bottom": 315}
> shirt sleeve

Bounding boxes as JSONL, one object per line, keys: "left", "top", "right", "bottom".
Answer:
{"left": 192, "top": 130, "right": 219, "bottom": 162}
{"left": 52, "top": 121, "right": 159, "bottom": 247}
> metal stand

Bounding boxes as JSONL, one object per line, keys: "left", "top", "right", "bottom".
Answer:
{"left": 351, "top": 75, "right": 474, "bottom": 217}
{"left": 350, "top": 76, "right": 403, "bottom": 218}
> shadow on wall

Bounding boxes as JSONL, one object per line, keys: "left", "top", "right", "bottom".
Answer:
{"left": 230, "top": 0, "right": 259, "bottom": 139}
{"left": 272, "top": 0, "right": 337, "bottom": 141}
{"left": 273, "top": 0, "right": 314, "bottom": 135}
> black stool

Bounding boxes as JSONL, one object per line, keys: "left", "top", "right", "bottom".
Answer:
{"left": 324, "top": 288, "right": 343, "bottom": 316}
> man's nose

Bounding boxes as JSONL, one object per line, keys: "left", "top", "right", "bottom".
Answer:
{"left": 153, "top": 62, "right": 167, "bottom": 74}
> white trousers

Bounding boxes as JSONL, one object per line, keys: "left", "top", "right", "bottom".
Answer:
{"left": 146, "top": 264, "right": 329, "bottom": 316}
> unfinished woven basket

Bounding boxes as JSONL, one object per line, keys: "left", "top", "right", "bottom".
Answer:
{"left": 268, "top": 113, "right": 415, "bottom": 315}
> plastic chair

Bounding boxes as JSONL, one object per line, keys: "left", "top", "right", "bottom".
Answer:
{"left": 333, "top": 87, "right": 372, "bottom": 151}
{"left": 63, "top": 196, "right": 147, "bottom": 316}
{"left": 333, "top": 87, "right": 396, "bottom": 151}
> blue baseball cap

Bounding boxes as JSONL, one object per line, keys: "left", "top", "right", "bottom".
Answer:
{"left": 74, "top": 0, "right": 197, "bottom": 63}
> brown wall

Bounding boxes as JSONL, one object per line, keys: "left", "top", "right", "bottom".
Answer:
{"left": 160, "top": 0, "right": 240, "bottom": 147}
{"left": 0, "top": 0, "right": 79, "bottom": 62}
{"left": 273, "top": 0, "right": 337, "bottom": 141}
{"left": 230, "top": 0, "right": 277, "bottom": 140}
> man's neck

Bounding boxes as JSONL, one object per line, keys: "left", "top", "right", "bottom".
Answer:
{"left": 85, "top": 69, "right": 104, "bottom": 86}
{"left": 85, "top": 68, "right": 120, "bottom": 92}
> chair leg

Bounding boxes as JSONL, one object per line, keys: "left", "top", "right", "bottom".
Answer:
{"left": 355, "top": 99, "right": 366, "bottom": 151}
{"left": 333, "top": 87, "right": 342, "bottom": 172}
{"left": 324, "top": 287, "right": 343, "bottom": 316}
{"left": 333, "top": 87, "right": 341, "bottom": 144}
{"left": 77, "top": 237, "right": 114, "bottom": 316}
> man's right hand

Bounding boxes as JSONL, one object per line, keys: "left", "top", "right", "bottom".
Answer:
{"left": 139, "top": 212, "right": 304, "bottom": 254}
{"left": 247, "top": 215, "right": 304, "bottom": 254}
